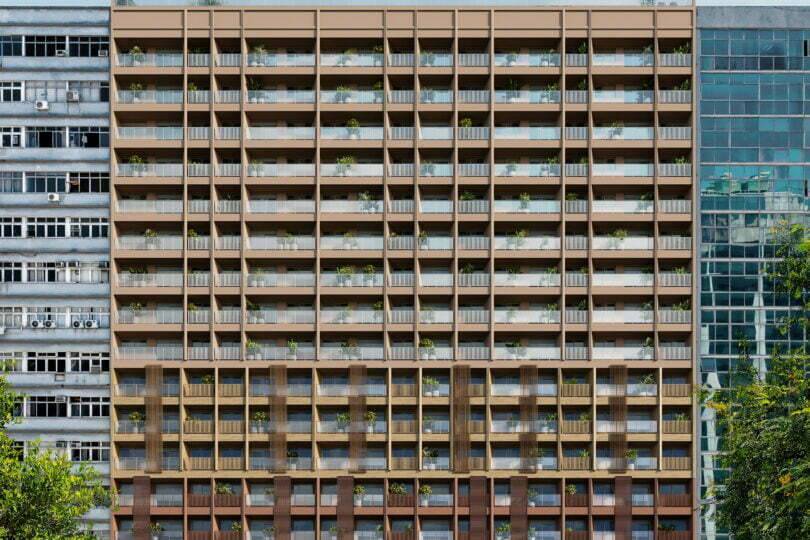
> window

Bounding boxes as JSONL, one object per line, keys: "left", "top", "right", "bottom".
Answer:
{"left": 0, "top": 218, "right": 22, "bottom": 238}
{"left": 68, "top": 127, "right": 108, "bottom": 148}
{"left": 69, "top": 172, "right": 109, "bottom": 193}
{"left": 25, "top": 173, "right": 66, "bottom": 193}
{"left": 0, "top": 127, "right": 22, "bottom": 148}
{"left": 26, "top": 262, "right": 61, "bottom": 283}
{"left": 0, "top": 82, "right": 22, "bottom": 102}
{"left": 26, "top": 127, "right": 64, "bottom": 148}
{"left": 70, "top": 217, "right": 108, "bottom": 238}
{"left": 70, "top": 352, "right": 109, "bottom": 373}
{"left": 70, "top": 441, "right": 109, "bottom": 463}
{"left": 0, "top": 262, "right": 21, "bottom": 283}
{"left": 0, "top": 36, "right": 22, "bottom": 57}
{"left": 24, "top": 35, "right": 67, "bottom": 57}
{"left": 67, "top": 81, "right": 109, "bottom": 103}
{"left": 27, "top": 217, "right": 66, "bottom": 238}
{"left": 68, "top": 36, "right": 108, "bottom": 58}
{"left": 26, "top": 352, "right": 66, "bottom": 373}
{"left": 26, "top": 396, "right": 67, "bottom": 418}
{"left": 0, "top": 172, "right": 23, "bottom": 193}
{"left": 69, "top": 397, "right": 109, "bottom": 418}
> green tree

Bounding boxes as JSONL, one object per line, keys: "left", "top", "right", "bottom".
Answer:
{"left": 0, "top": 374, "right": 108, "bottom": 539}
{"left": 708, "top": 223, "right": 810, "bottom": 539}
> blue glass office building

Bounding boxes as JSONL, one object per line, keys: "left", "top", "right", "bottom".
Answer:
{"left": 697, "top": 6, "right": 810, "bottom": 540}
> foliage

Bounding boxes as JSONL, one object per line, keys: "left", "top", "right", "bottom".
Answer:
{"left": 709, "top": 223, "right": 810, "bottom": 540}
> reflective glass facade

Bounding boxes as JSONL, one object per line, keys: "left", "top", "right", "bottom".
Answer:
{"left": 698, "top": 11, "right": 810, "bottom": 540}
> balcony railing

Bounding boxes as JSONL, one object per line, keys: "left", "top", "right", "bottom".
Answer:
{"left": 321, "top": 126, "right": 384, "bottom": 140}
{"left": 321, "top": 52, "right": 383, "bottom": 67}
{"left": 321, "top": 90, "right": 383, "bottom": 104}
{"left": 592, "top": 90, "right": 653, "bottom": 104}
{"left": 494, "top": 236, "right": 560, "bottom": 250}
{"left": 491, "top": 457, "right": 558, "bottom": 470}
{"left": 592, "top": 273, "right": 653, "bottom": 287}
{"left": 592, "top": 237, "right": 654, "bottom": 250}
{"left": 494, "top": 126, "right": 560, "bottom": 140}
{"left": 659, "top": 90, "right": 691, "bottom": 103}
{"left": 117, "top": 126, "right": 183, "bottom": 140}
{"left": 116, "top": 52, "right": 183, "bottom": 67}
{"left": 248, "top": 52, "right": 315, "bottom": 67}
{"left": 494, "top": 163, "right": 560, "bottom": 177}
{"left": 493, "top": 346, "right": 560, "bottom": 361}
{"left": 117, "top": 163, "right": 183, "bottom": 177}
{"left": 117, "top": 90, "right": 183, "bottom": 104}
{"left": 592, "top": 126, "right": 654, "bottom": 140}
{"left": 592, "top": 163, "right": 653, "bottom": 177}
{"left": 494, "top": 90, "right": 560, "bottom": 104}
{"left": 494, "top": 52, "right": 560, "bottom": 67}
{"left": 592, "top": 53, "right": 653, "bottom": 67}
{"left": 592, "top": 309, "right": 653, "bottom": 324}
{"left": 247, "top": 126, "right": 315, "bottom": 140}
{"left": 246, "top": 89, "right": 315, "bottom": 103}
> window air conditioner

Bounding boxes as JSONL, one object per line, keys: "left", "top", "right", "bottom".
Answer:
{"left": 84, "top": 320, "right": 99, "bottom": 329}
{"left": 66, "top": 91, "right": 80, "bottom": 102}
{"left": 35, "top": 100, "right": 49, "bottom": 111}
{"left": 90, "top": 365, "right": 102, "bottom": 374}
{"left": 98, "top": 49, "right": 108, "bottom": 57}
{"left": 55, "top": 50, "right": 67, "bottom": 57}
{"left": 47, "top": 192, "right": 61, "bottom": 203}
{"left": 43, "top": 320, "right": 55, "bottom": 329}
{"left": 72, "top": 320, "right": 82, "bottom": 329}
{"left": 29, "top": 319, "right": 43, "bottom": 329}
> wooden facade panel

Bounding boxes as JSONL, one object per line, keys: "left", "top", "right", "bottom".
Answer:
{"left": 244, "top": 10, "right": 315, "bottom": 29}
{"left": 494, "top": 10, "right": 561, "bottom": 30}
{"left": 591, "top": 10, "right": 654, "bottom": 29}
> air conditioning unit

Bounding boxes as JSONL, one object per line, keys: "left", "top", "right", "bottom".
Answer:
{"left": 98, "top": 49, "right": 108, "bottom": 57}
{"left": 84, "top": 320, "right": 99, "bottom": 329}
{"left": 72, "top": 320, "right": 82, "bottom": 329}
{"left": 54, "top": 372, "right": 65, "bottom": 382}
{"left": 43, "top": 320, "right": 55, "bottom": 329}
{"left": 90, "top": 365, "right": 102, "bottom": 374}
{"left": 35, "top": 100, "right": 49, "bottom": 111}
{"left": 55, "top": 50, "right": 67, "bottom": 57}
{"left": 29, "top": 319, "right": 43, "bottom": 329}
{"left": 47, "top": 192, "right": 60, "bottom": 203}
{"left": 66, "top": 90, "right": 80, "bottom": 102}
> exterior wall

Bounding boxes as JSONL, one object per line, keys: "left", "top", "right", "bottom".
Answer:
{"left": 110, "top": 5, "right": 696, "bottom": 540}
{"left": 697, "top": 7, "right": 810, "bottom": 540}
{"left": 0, "top": 6, "right": 111, "bottom": 537}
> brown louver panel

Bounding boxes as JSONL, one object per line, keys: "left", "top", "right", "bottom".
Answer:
{"left": 453, "top": 365, "right": 470, "bottom": 473}
{"left": 144, "top": 365, "right": 162, "bottom": 473}
{"left": 337, "top": 476, "right": 354, "bottom": 540}
{"left": 132, "top": 475, "right": 151, "bottom": 540}
{"left": 510, "top": 476, "right": 528, "bottom": 540}
{"left": 519, "top": 365, "right": 538, "bottom": 393}
{"left": 272, "top": 366, "right": 287, "bottom": 472}
{"left": 349, "top": 365, "right": 367, "bottom": 473}
{"left": 519, "top": 394, "right": 538, "bottom": 473}
{"left": 274, "top": 476, "right": 291, "bottom": 540}
{"left": 470, "top": 476, "right": 488, "bottom": 540}
{"left": 615, "top": 476, "right": 633, "bottom": 540}
{"left": 609, "top": 365, "right": 629, "bottom": 471}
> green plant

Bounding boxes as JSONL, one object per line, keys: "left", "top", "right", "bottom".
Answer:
{"left": 422, "top": 375, "right": 439, "bottom": 387}
{"left": 364, "top": 410, "right": 377, "bottom": 424}
{"left": 496, "top": 523, "right": 511, "bottom": 534}
{"left": 337, "top": 265, "right": 355, "bottom": 277}
{"left": 625, "top": 449, "right": 639, "bottom": 461}
{"left": 579, "top": 411, "right": 591, "bottom": 422}
{"left": 673, "top": 155, "right": 690, "bottom": 165}
{"left": 286, "top": 449, "right": 298, "bottom": 458}
{"left": 609, "top": 228, "right": 629, "bottom": 240}
{"left": 371, "top": 80, "right": 383, "bottom": 92}
{"left": 148, "top": 522, "right": 163, "bottom": 533}
{"left": 187, "top": 302, "right": 198, "bottom": 312}
{"left": 565, "top": 484, "right": 577, "bottom": 496}
{"left": 186, "top": 228, "right": 198, "bottom": 238}
{"left": 639, "top": 373, "right": 656, "bottom": 385}
{"left": 389, "top": 483, "right": 406, "bottom": 495}
{"left": 128, "top": 154, "right": 145, "bottom": 165}
{"left": 418, "top": 484, "right": 432, "bottom": 495}
{"left": 578, "top": 448, "right": 590, "bottom": 459}
{"left": 672, "top": 299, "right": 691, "bottom": 311}
{"left": 658, "top": 523, "right": 677, "bottom": 532}
{"left": 576, "top": 42, "right": 587, "bottom": 54}
{"left": 459, "top": 117, "right": 473, "bottom": 128}
{"left": 245, "top": 339, "right": 260, "bottom": 351}
{"left": 336, "top": 412, "right": 351, "bottom": 426}
{"left": 346, "top": 118, "right": 361, "bottom": 130}
{"left": 128, "top": 302, "right": 143, "bottom": 312}
{"left": 576, "top": 79, "right": 587, "bottom": 91}
{"left": 674, "top": 412, "right": 689, "bottom": 422}
{"left": 252, "top": 411, "right": 269, "bottom": 423}
{"left": 251, "top": 44, "right": 267, "bottom": 55}
{"left": 286, "top": 339, "right": 298, "bottom": 353}
{"left": 460, "top": 263, "right": 475, "bottom": 274}
{"left": 576, "top": 299, "right": 588, "bottom": 311}
{"left": 673, "top": 266, "right": 688, "bottom": 275}
{"left": 565, "top": 192, "right": 579, "bottom": 201}
{"left": 504, "top": 78, "right": 520, "bottom": 92}
{"left": 187, "top": 81, "right": 198, "bottom": 92}
{"left": 353, "top": 485, "right": 366, "bottom": 495}
{"left": 363, "top": 264, "right": 375, "bottom": 275}
{"left": 675, "top": 78, "right": 691, "bottom": 91}
{"left": 672, "top": 42, "right": 690, "bottom": 55}
{"left": 336, "top": 155, "right": 356, "bottom": 166}
{"left": 642, "top": 336, "right": 654, "bottom": 348}
{"left": 545, "top": 82, "right": 559, "bottom": 92}
{"left": 545, "top": 155, "right": 559, "bottom": 164}
{"left": 215, "top": 483, "right": 233, "bottom": 495}
{"left": 128, "top": 411, "right": 144, "bottom": 425}
{"left": 419, "top": 338, "right": 435, "bottom": 350}
{"left": 200, "top": 374, "right": 215, "bottom": 385}
{"left": 231, "top": 523, "right": 243, "bottom": 532}
{"left": 247, "top": 77, "right": 263, "bottom": 91}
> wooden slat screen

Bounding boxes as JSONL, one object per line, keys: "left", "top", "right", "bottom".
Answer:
{"left": 609, "top": 365, "right": 629, "bottom": 471}
{"left": 349, "top": 365, "right": 367, "bottom": 473}
{"left": 337, "top": 476, "right": 354, "bottom": 540}
{"left": 615, "top": 475, "right": 633, "bottom": 540}
{"left": 510, "top": 476, "right": 528, "bottom": 540}
{"left": 144, "top": 365, "right": 162, "bottom": 473}
{"left": 453, "top": 365, "right": 471, "bottom": 473}
{"left": 274, "top": 476, "right": 291, "bottom": 540}
{"left": 272, "top": 366, "right": 287, "bottom": 472}
{"left": 470, "top": 476, "right": 488, "bottom": 540}
{"left": 133, "top": 475, "right": 150, "bottom": 540}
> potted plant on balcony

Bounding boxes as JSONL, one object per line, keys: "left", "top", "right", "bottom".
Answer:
{"left": 496, "top": 522, "right": 511, "bottom": 540}
{"left": 459, "top": 117, "right": 473, "bottom": 130}
{"left": 639, "top": 374, "right": 656, "bottom": 396}
{"left": 506, "top": 50, "right": 519, "bottom": 66}
{"left": 338, "top": 47, "right": 357, "bottom": 66}
{"left": 509, "top": 229, "right": 528, "bottom": 250}
{"left": 389, "top": 483, "right": 407, "bottom": 497}
{"left": 129, "top": 45, "right": 145, "bottom": 66}
{"left": 346, "top": 118, "right": 361, "bottom": 140}
{"left": 128, "top": 82, "right": 145, "bottom": 104}
{"left": 529, "top": 446, "right": 547, "bottom": 470}
{"left": 419, "top": 338, "right": 436, "bottom": 361}
{"left": 504, "top": 78, "right": 520, "bottom": 103}
{"left": 358, "top": 191, "right": 375, "bottom": 213}
{"left": 418, "top": 230, "right": 429, "bottom": 249}
{"left": 353, "top": 485, "right": 366, "bottom": 506}
{"left": 527, "top": 488, "right": 539, "bottom": 507}
{"left": 127, "top": 154, "right": 146, "bottom": 176}
{"left": 148, "top": 522, "right": 163, "bottom": 540}
{"left": 128, "top": 302, "right": 144, "bottom": 324}
{"left": 247, "top": 77, "right": 264, "bottom": 103}
{"left": 577, "top": 448, "right": 590, "bottom": 465}
{"left": 201, "top": 374, "right": 215, "bottom": 387}
{"left": 336, "top": 155, "right": 356, "bottom": 176}
{"left": 506, "top": 306, "right": 518, "bottom": 324}
{"left": 518, "top": 192, "right": 531, "bottom": 212}
{"left": 127, "top": 266, "right": 146, "bottom": 287}
{"left": 365, "top": 410, "right": 377, "bottom": 433}
{"left": 542, "top": 412, "right": 557, "bottom": 433}
{"left": 336, "top": 412, "right": 351, "bottom": 433}
{"left": 250, "top": 44, "right": 267, "bottom": 66}
{"left": 286, "top": 338, "right": 298, "bottom": 361}
{"left": 506, "top": 340, "right": 523, "bottom": 361}
{"left": 251, "top": 410, "right": 269, "bottom": 433}
{"left": 246, "top": 300, "right": 261, "bottom": 324}
{"left": 248, "top": 159, "right": 262, "bottom": 177}
{"left": 286, "top": 449, "right": 299, "bottom": 470}
{"left": 128, "top": 411, "right": 144, "bottom": 433}
{"left": 423, "top": 415, "right": 433, "bottom": 434}
{"left": 420, "top": 159, "right": 436, "bottom": 177}
{"left": 340, "top": 339, "right": 357, "bottom": 360}
{"left": 336, "top": 264, "right": 353, "bottom": 287}
{"left": 505, "top": 160, "right": 519, "bottom": 177}
{"left": 372, "top": 80, "right": 384, "bottom": 102}
{"left": 342, "top": 230, "right": 357, "bottom": 250}
{"left": 263, "top": 526, "right": 275, "bottom": 540}
{"left": 608, "top": 228, "right": 628, "bottom": 248}
{"left": 565, "top": 483, "right": 577, "bottom": 497}
{"left": 245, "top": 339, "right": 261, "bottom": 361}
{"left": 422, "top": 375, "right": 439, "bottom": 396}
{"left": 231, "top": 523, "right": 243, "bottom": 533}
{"left": 421, "top": 50, "right": 435, "bottom": 67}
{"left": 421, "top": 305, "right": 435, "bottom": 324}
{"left": 363, "top": 264, "right": 376, "bottom": 286}
{"left": 335, "top": 84, "right": 352, "bottom": 103}
{"left": 251, "top": 267, "right": 266, "bottom": 288}
{"left": 418, "top": 483, "right": 433, "bottom": 504}
{"left": 625, "top": 448, "right": 639, "bottom": 470}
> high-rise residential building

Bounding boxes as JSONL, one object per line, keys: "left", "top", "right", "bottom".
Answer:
{"left": 108, "top": 2, "right": 696, "bottom": 540}
{"left": 697, "top": 6, "right": 810, "bottom": 540}
{"left": 0, "top": 5, "right": 111, "bottom": 537}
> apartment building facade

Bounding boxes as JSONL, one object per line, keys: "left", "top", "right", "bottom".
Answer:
{"left": 696, "top": 6, "right": 810, "bottom": 540}
{"left": 106, "top": 2, "right": 696, "bottom": 540}
{"left": 0, "top": 5, "right": 111, "bottom": 537}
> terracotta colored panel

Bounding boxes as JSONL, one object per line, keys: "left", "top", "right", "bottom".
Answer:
{"left": 244, "top": 10, "right": 315, "bottom": 29}
{"left": 144, "top": 365, "right": 162, "bottom": 474}
{"left": 470, "top": 476, "right": 488, "bottom": 540}
{"left": 657, "top": 11, "right": 693, "bottom": 29}
{"left": 458, "top": 11, "right": 490, "bottom": 29}
{"left": 417, "top": 11, "right": 453, "bottom": 29}
{"left": 322, "top": 10, "right": 383, "bottom": 29}
{"left": 453, "top": 366, "right": 471, "bottom": 473}
{"left": 510, "top": 477, "right": 528, "bottom": 540}
{"left": 133, "top": 476, "right": 150, "bottom": 540}
{"left": 615, "top": 476, "right": 632, "bottom": 540}
{"left": 591, "top": 10, "right": 654, "bottom": 29}
{"left": 387, "top": 11, "right": 414, "bottom": 28}
{"left": 274, "top": 476, "right": 291, "bottom": 540}
{"left": 494, "top": 11, "right": 561, "bottom": 30}
{"left": 113, "top": 10, "right": 183, "bottom": 29}
{"left": 338, "top": 477, "right": 354, "bottom": 539}
{"left": 211, "top": 10, "right": 240, "bottom": 29}
{"left": 186, "top": 11, "right": 210, "bottom": 29}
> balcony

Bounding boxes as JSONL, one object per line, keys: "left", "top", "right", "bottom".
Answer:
{"left": 592, "top": 273, "right": 653, "bottom": 287}
{"left": 321, "top": 126, "right": 384, "bottom": 140}
{"left": 592, "top": 236, "right": 653, "bottom": 250}
{"left": 247, "top": 235, "right": 316, "bottom": 250}
{"left": 422, "top": 457, "right": 450, "bottom": 470}
{"left": 321, "top": 271, "right": 383, "bottom": 287}
{"left": 494, "top": 163, "right": 560, "bottom": 177}
{"left": 494, "top": 272, "right": 560, "bottom": 287}
{"left": 117, "top": 163, "right": 183, "bottom": 177}
{"left": 117, "top": 90, "right": 183, "bottom": 104}
{"left": 317, "top": 383, "right": 386, "bottom": 397}
{"left": 420, "top": 52, "right": 453, "bottom": 67}
{"left": 592, "top": 309, "right": 653, "bottom": 324}
{"left": 117, "top": 126, "right": 183, "bottom": 140}
{"left": 216, "top": 53, "right": 241, "bottom": 66}
{"left": 117, "top": 309, "right": 183, "bottom": 325}
{"left": 420, "top": 89, "right": 453, "bottom": 104}
{"left": 490, "top": 383, "right": 557, "bottom": 397}
{"left": 494, "top": 90, "right": 560, "bottom": 104}
{"left": 247, "top": 52, "right": 315, "bottom": 67}
{"left": 597, "top": 383, "right": 657, "bottom": 397}
{"left": 659, "top": 90, "right": 691, "bottom": 104}
{"left": 116, "top": 52, "right": 183, "bottom": 67}
{"left": 418, "top": 493, "right": 453, "bottom": 507}
{"left": 592, "top": 90, "right": 653, "bottom": 104}
{"left": 596, "top": 420, "right": 657, "bottom": 433}
{"left": 317, "top": 420, "right": 386, "bottom": 434}
{"left": 596, "top": 457, "right": 657, "bottom": 470}
{"left": 592, "top": 52, "right": 653, "bottom": 67}
{"left": 591, "top": 163, "right": 653, "bottom": 177}
{"left": 490, "top": 457, "right": 558, "bottom": 470}
{"left": 493, "top": 309, "right": 560, "bottom": 324}
{"left": 319, "top": 457, "right": 387, "bottom": 470}
{"left": 321, "top": 90, "right": 383, "bottom": 104}
{"left": 592, "top": 346, "right": 654, "bottom": 361}
{"left": 493, "top": 346, "right": 560, "bottom": 361}
{"left": 321, "top": 235, "right": 384, "bottom": 250}
{"left": 245, "top": 309, "right": 315, "bottom": 324}
{"left": 246, "top": 89, "right": 315, "bottom": 104}
{"left": 247, "top": 126, "right": 315, "bottom": 140}
{"left": 321, "top": 52, "right": 383, "bottom": 67}
{"left": 320, "top": 309, "right": 383, "bottom": 324}
{"left": 494, "top": 236, "right": 560, "bottom": 251}
{"left": 494, "top": 126, "right": 560, "bottom": 140}
{"left": 320, "top": 346, "right": 384, "bottom": 361}
{"left": 247, "top": 200, "right": 315, "bottom": 214}
{"left": 659, "top": 53, "right": 692, "bottom": 67}
{"left": 592, "top": 126, "right": 653, "bottom": 140}
{"left": 494, "top": 52, "right": 560, "bottom": 67}
{"left": 320, "top": 163, "right": 383, "bottom": 177}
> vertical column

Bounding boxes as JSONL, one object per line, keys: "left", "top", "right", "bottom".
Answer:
{"left": 452, "top": 364, "right": 470, "bottom": 473}
{"left": 469, "top": 476, "right": 488, "bottom": 540}
{"left": 349, "top": 365, "right": 367, "bottom": 472}
{"left": 337, "top": 476, "right": 354, "bottom": 540}
{"left": 509, "top": 476, "right": 528, "bottom": 540}
{"left": 272, "top": 365, "right": 287, "bottom": 472}
{"left": 144, "top": 364, "right": 163, "bottom": 473}
{"left": 133, "top": 475, "right": 151, "bottom": 540}
{"left": 615, "top": 475, "right": 632, "bottom": 540}
{"left": 274, "top": 476, "right": 292, "bottom": 540}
